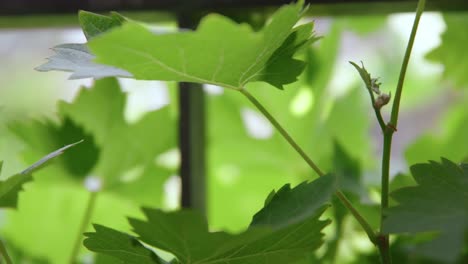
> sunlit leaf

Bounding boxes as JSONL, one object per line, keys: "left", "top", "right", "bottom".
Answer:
{"left": 88, "top": 2, "right": 316, "bottom": 90}
{"left": 37, "top": 2, "right": 317, "bottom": 90}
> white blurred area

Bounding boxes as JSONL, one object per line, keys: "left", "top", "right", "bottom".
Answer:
{"left": 0, "top": 28, "right": 90, "bottom": 117}
{"left": 0, "top": 28, "right": 172, "bottom": 122}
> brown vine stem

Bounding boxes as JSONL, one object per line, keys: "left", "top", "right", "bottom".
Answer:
{"left": 239, "top": 88, "right": 378, "bottom": 245}
{"left": 379, "top": 0, "right": 426, "bottom": 263}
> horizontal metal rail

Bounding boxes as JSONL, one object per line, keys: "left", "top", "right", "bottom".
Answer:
{"left": 1, "top": 0, "right": 468, "bottom": 16}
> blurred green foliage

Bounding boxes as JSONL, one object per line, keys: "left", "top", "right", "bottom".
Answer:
{"left": 0, "top": 5, "right": 467, "bottom": 264}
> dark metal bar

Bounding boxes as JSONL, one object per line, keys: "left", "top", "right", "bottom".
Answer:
{"left": 177, "top": 13, "right": 206, "bottom": 214}
{"left": 1, "top": 0, "right": 468, "bottom": 15}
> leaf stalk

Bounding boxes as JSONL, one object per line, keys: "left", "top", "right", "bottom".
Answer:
{"left": 68, "top": 191, "right": 98, "bottom": 264}
{"left": 239, "top": 88, "right": 378, "bottom": 245}
{"left": 0, "top": 239, "right": 12, "bottom": 264}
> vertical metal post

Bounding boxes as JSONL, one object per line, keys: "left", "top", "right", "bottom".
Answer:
{"left": 177, "top": 13, "right": 206, "bottom": 215}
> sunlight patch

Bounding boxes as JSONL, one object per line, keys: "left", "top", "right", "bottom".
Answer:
{"left": 388, "top": 12, "right": 445, "bottom": 76}
{"left": 203, "top": 84, "right": 224, "bottom": 95}
{"left": 241, "top": 107, "right": 273, "bottom": 139}
{"left": 84, "top": 176, "right": 102, "bottom": 192}
{"left": 290, "top": 87, "right": 314, "bottom": 117}
{"left": 163, "top": 175, "right": 181, "bottom": 210}
{"left": 119, "top": 79, "right": 170, "bottom": 123}
{"left": 155, "top": 148, "right": 180, "bottom": 170}
{"left": 119, "top": 166, "right": 144, "bottom": 183}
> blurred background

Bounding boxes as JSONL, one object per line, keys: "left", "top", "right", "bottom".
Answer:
{"left": 0, "top": 0, "right": 467, "bottom": 263}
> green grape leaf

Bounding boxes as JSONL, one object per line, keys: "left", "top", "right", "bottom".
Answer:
{"left": 79, "top": 10, "right": 126, "bottom": 40}
{"left": 0, "top": 141, "right": 81, "bottom": 208}
{"left": 116, "top": 206, "right": 329, "bottom": 264}
{"left": 10, "top": 117, "right": 100, "bottom": 179}
{"left": 39, "top": 2, "right": 318, "bottom": 90}
{"left": 0, "top": 172, "right": 31, "bottom": 209}
{"left": 9, "top": 78, "right": 175, "bottom": 205}
{"left": 93, "top": 177, "right": 333, "bottom": 263}
{"left": 250, "top": 174, "right": 335, "bottom": 228}
{"left": 57, "top": 79, "right": 176, "bottom": 185}
{"left": 84, "top": 224, "right": 167, "bottom": 264}
{"left": 89, "top": 3, "right": 316, "bottom": 90}
{"left": 383, "top": 158, "right": 468, "bottom": 262}
{"left": 35, "top": 44, "right": 132, "bottom": 80}
{"left": 426, "top": 14, "right": 468, "bottom": 89}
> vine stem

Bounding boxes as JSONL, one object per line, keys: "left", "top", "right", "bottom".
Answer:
{"left": 0, "top": 239, "right": 12, "bottom": 264}
{"left": 390, "top": 0, "right": 426, "bottom": 128}
{"left": 379, "top": 0, "right": 426, "bottom": 263}
{"left": 239, "top": 88, "right": 378, "bottom": 245}
{"left": 68, "top": 191, "right": 98, "bottom": 264}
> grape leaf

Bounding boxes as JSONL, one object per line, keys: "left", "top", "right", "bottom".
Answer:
{"left": 38, "top": 2, "right": 318, "bottom": 90}
{"left": 57, "top": 79, "right": 176, "bottom": 184}
{"left": 10, "top": 116, "right": 100, "bottom": 180}
{"left": 85, "top": 175, "right": 333, "bottom": 263}
{"left": 0, "top": 141, "right": 81, "bottom": 208}
{"left": 383, "top": 158, "right": 468, "bottom": 262}
{"left": 426, "top": 14, "right": 468, "bottom": 89}
{"left": 35, "top": 43, "right": 132, "bottom": 80}
{"left": 131, "top": 208, "right": 327, "bottom": 264}
{"left": 250, "top": 173, "right": 335, "bottom": 228}
{"left": 9, "top": 78, "right": 176, "bottom": 204}
{"left": 79, "top": 10, "right": 126, "bottom": 40}
{"left": 89, "top": 3, "right": 316, "bottom": 90}
{"left": 84, "top": 224, "right": 167, "bottom": 264}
